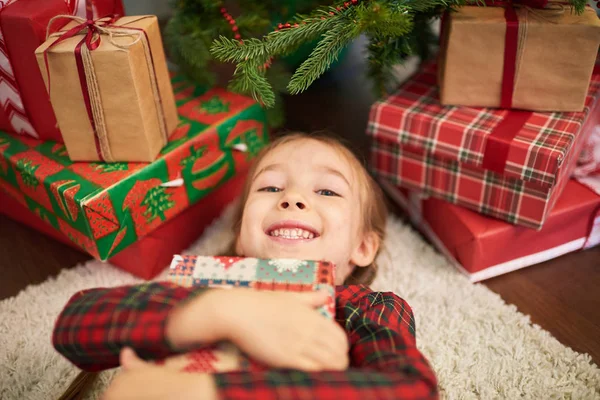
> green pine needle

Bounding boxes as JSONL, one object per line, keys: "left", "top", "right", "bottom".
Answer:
{"left": 229, "top": 61, "right": 276, "bottom": 107}
{"left": 287, "top": 21, "right": 360, "bottom": 94}
{"left": 211, "top": 37, "right": 269, "bottom": 64}
{"left": 265, "top": 13, "right": 341, "bottom": 57}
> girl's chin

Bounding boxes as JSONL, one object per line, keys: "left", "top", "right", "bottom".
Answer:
{"left": 263, "top": 243, "right": 315, "bottom": 259}
{"left": 267, "top": 235, "right": 316, "bottom": 245}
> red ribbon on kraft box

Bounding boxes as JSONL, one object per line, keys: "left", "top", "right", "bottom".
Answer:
{"left": 442, "top": 0, "right": 593, "bottom": 175}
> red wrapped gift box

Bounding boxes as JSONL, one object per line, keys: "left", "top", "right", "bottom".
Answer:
{"left": 0, "top": 171, "right": 247, "bottom": 279}
{"left": 380, "top": 178, "right": 600, "bottom": 282}
{"left": 0, "top": 0, "right": 124, "bottom": 142}
{"left": 369, "top": 60, "right": 600, "bottom": 229}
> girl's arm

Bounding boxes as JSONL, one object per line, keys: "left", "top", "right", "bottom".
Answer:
{"left": 211, "top": 286, "right": 439, "bottom": 400}
{"left": 52, "top": 282, "right": 216, "bottom": 371}
{"left": 54, "top": 283, "right": 438, "bottom": 399}
{"left": 52, "top": 282, "right": 344, "bottom": 373}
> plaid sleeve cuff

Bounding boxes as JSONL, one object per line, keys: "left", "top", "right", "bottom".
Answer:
{"left": 213, "top": 369, "right": 438, "bottom": 400}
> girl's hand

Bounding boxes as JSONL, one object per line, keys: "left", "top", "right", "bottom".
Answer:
{"left": 166, "top": 288, "right": 349, "bottom": 372}
{"left": 102, "top": 348, "right": 217, "bottom": 400}
{"left": 221, "top": 289, "right": 349, "bottom": 371}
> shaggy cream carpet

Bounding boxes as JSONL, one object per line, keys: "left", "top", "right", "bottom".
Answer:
{"left": 1, "top": 205, "right": 599, "bottom": 400}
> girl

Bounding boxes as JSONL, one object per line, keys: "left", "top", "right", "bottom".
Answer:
{"left": 53, "top": 133, "right": 439, "bottom": 400}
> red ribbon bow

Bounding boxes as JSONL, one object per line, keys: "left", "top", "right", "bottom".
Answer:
{"left": 46, "top": 15, "right": 119, "bottom": 52}
{"left": 43, "top": 14, "right": 167, "bottom": 163}
{"left": 43, "top": 15, "right": 120, "bottom": 161}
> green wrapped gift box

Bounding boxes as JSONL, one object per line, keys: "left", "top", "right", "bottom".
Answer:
{"left": 0, "top": 75, "right": 268, "bottom": 261}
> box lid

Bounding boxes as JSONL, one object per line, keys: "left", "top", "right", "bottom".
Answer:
{"left": 368, "top": 60, "right": 600, "bottom": 187}
{"left": 168, "top": 255, "right": 336, "bottom": 318}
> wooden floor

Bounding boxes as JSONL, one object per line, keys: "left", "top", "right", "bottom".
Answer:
{"left": 1, "top": 38, "right": 599, "bottom": 366}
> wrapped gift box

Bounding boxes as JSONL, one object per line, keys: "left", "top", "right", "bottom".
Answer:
{"left": 369, "top": 60, "right": 600, "bottom": 229}
{"left": 35, "top": 15, "right": 179, "bottom": 162}
{"left": 0, "top": 0, "right": 124, "bottom": 142}
{"left": 438, "top": 5, "right": 600, "bottom": 112}
{"left": 0, "top": 76, "right": 268, "bottom": 264}
{"left": 0, "top": 170, "right": 247, "bottom": 279}
{"left": 156, "top": 255, "right": 336, "bottom": 372}
{"left": 380, "top": 178, "right": 600, "bottom": 282}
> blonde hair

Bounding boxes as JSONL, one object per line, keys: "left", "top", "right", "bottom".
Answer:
{"left": 229, "top": 132, "right": 387, "bottom": 286}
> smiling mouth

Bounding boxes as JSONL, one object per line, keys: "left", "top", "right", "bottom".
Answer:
{"left": 265, "top": 221, "right": 320, "bottom": 241}
{"left": 268, "top": 228, "right": 315, "bottom": 240}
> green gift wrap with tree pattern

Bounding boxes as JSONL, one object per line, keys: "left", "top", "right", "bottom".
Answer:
{"left": 0, "top": 75, "right": 269, "bottom": 261}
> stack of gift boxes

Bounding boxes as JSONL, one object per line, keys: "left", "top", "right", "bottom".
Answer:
{"left": 368, "top": 3, "right": 600, "bottom": 282}
{"left": 0, "top": 0, "right": 269, "bottom": 279}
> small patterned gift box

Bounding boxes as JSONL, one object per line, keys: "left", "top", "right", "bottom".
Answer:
{"left": 155, "top": 255, "right": 336, "bottom": 373}
{"left": 369, "top": 60, "right": 600, "bottom": 229}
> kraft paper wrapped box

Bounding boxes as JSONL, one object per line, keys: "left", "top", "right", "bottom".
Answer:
{"left": 155, "top": 256, "right": 336, "bottom": 373}
{"left": 35, "top": 15, "right": 178, "bottom": 162}
{"left": 0, "top": 0, "right": 124, "bottom": 142}
{"left": 438, "top": 4, "right": 600, "bottom": 112}
{"left": 369, "top": 60, "right": 600, "bottom": 229}
{"left": 0, "top": 75, "right": 269, "bottom": 271}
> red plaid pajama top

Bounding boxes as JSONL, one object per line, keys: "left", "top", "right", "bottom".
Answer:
{"left": 52, "top": 283, "right": 439, "bottom": 400}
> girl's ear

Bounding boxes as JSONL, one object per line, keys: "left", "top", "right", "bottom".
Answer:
{"left": 350, "top": 231, "right": 379, "bottom": 268}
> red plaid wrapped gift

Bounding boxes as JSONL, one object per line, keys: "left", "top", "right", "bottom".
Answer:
{"left": 155, "top": 256, "right": 336, "bottom": 373}
{"left": 369, "top": 60, "right": 600, "bottom": 229}
{"left": 380, "top": 178, "right": 600, "bottom": 282}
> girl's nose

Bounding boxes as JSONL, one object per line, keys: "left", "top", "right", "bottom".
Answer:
{"left": 280, "top": 200, "right": 306, "bottom": 210}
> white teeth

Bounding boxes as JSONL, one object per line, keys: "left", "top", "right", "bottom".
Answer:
{"left": 269, "top": 227, "right": 316, "bottom": 240}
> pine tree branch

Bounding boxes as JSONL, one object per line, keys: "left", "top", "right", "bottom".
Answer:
{"left": 211, "top": 37, "right": 269, "bottom": 64}
{"left": 228, "top": 60, "right": 276, "bottom": 107}
{"left": 264, "top": 10, "right": 344, "bottom": 56}
{"left": 355, "top": 2, "right": 414, "bottom": 37}
{"left": 287, "top": 20, "right": 361, "bottom": 94}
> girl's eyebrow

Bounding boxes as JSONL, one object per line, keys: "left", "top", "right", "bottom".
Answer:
{"left": 253, "top": 163, "right": 283, "bottom": 180}
{"left": 316, "top": 166, "right": 351, "bottom": 187}
{"left": 253, "top": 163, "right": 350, "bottom": 187}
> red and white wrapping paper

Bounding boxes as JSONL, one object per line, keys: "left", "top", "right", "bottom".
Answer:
{"left": 369, "top": 60, "right": 600, "bottom": 230}
{"left": 0, "top": 0, "right": 124, "bottom": 141}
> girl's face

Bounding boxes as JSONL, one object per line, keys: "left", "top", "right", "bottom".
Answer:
{"left": 236, "top": 139, "right": 377, "bottom": 284}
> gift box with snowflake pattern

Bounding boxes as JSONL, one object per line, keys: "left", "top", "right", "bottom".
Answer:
{"left": 156, "top": 255, "right": 336, "bottom": 373}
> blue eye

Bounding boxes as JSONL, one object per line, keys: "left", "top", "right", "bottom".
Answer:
{"left": 258, "top": 186, "right": 281, "bottom": 193}
{"left": 316, "top": 189, "right": 340, "bottom": 197}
